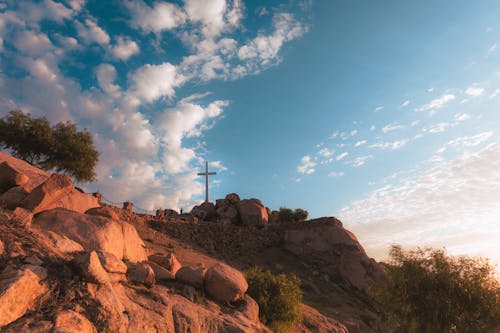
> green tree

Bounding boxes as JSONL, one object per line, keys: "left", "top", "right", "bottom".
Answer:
{"left": 277, "top": 207, "right": 309, "bottom": 225}
{"left": 292, "top": 208, "right": 308, "bottom": 222}
{"left": 246, "top": 267, "right": 302, "bottom": 333}
{"left": 373, "top": 245, "right": 500, "bottom": 333}
{"left": 0, "top": 110, "right": 99, "bottom": 182}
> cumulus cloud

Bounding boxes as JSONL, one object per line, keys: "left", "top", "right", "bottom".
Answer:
{"left": 340, "top": 141, "right": 500, "bottom": 264}
{"left": 125, "top": 0, "right": 187, "bottom": 33}
{"left": 414, "top": 94, "right": 455, "bottom": 113}
{"left": 75, "top": 18, "right": 110, "bottom": 46}
{"left": 465, "top": 85, "right": 484, "bottom": 97}
{"left": 128, "top": 62, "right": 183, "bottom": 103}
{"left": 297, "top": 155, "right": 316, "bottom": 175}
{"left": 110, "top": 36, "right": 139, "bottom": 60}
{"left": 96, "top": 63, "right": 121, "bottom": 98}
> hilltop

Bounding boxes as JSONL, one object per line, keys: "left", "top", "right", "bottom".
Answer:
{"left": 0, "top": 150, "right": 386, "bottom": 332}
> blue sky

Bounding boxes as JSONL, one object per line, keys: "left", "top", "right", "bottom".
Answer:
{"left": 1, "top": 0, "right": 499, "bottom": 265}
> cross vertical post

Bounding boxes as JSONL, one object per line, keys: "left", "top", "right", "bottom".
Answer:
{"left": 197, "top": 161, "right": 216, "bottom": 203}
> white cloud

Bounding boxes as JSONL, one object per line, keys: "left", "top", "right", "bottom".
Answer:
{"left": 370, "top": 139, "right": 409, "bottom": 150}
{"left": 128, "top": 62, "right": 183, "bottom": 103}
{"left": 296, "top": 155, "right": 316, "bottom": 175}
{"left": 209, "top": 160, "right": 228, "bottom": 172}
{"left": 411, "top": 120, "right": 420, "bottom": 127}
{"left": 110, "top": 36, "right": 139, "bottom": 60}
{"left": 318, "top": 148, "right": 333, "bottom": 158}
{"left": 465, "top": 85, "right": 484, "bottom": 97}
{"left": 454, "top": 113, "right": 471, "bottom": 122}
{"left": 75, "top": 18, "right": 110, "bottom": 46}
{"left": 349, "top": 155, "right": 373, "bottom": 167}
{"left": 125, "top": 0, "right": 186, "bottom": 33}
{"left": 354, "top": 140, "right": 367, "bottom": 147}
{"left": 340, "top": 142, "right": 500, "bottom": 264}
{"left": 382, "top": 123, "right": 405, "bottom": 133}
{"left": 336, "top": 152, "right": 349, "bottom": 161}
{"left": 488, "top": 43, "right": 497, "bottom": 54}
{"left": 96, "top": 63, "right": 121, "bottom": 99}
{"left": 437, "top": 132, "right": 493, "bottom": 153}
{"left": 490, "top": 88, "right": 500, "bottom": 99}
{"left": 12, "top": 30, "right": 55, "bottom": 56}
{"left": 350, "top": 129, "right": 358, "bottom": 137}
{"left": 414, "top": 94, "right": 455, "bottom": 113}
{"left": 400, "top": 100, "right": 410, "bottom": 107}
{"left": 374, "top": 106, "right": 384, "bottom": 112}
{"left": 370, "top": 125, "right": 376, "bottom": 131}
{"left": 328, "top": 171, "right": 344, "bottom": 177}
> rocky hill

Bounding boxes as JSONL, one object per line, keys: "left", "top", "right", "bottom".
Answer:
{"left": 0, "top": 151, "right": 384, "bottom": 332}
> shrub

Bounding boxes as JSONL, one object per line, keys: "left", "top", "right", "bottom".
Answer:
{"left": 246, "top": 267, "right": 302, "bottom": 333}
{"left": 277, "top": 207, "right": 309, "bottom": 225}
{"left": 373, "top": 245, "right": 500, "bottom": 333}
{"left": 0, "top": 110, "right": 99, "bottom": 182}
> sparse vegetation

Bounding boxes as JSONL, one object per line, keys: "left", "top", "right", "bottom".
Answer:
{"left": 0, "top": 110, "right": 99, "bottom": 182}
{"left": 246, "top": 267, "right": 302, "bottom": 333}
{"left": 276, "top": 206, "right": 309, "bottom": 224}
{"left": 373, "top": 245, "right": 500, "bottom": 333}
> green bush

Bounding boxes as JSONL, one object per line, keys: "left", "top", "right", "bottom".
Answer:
{"left": 373, "top": 245, "right": 500, "bottom": 333}
{"left": 246, "top": 267, "right": 302, "bottom": 333}
{"left": 277, "top": 207, "right": 308, "bottom": 225}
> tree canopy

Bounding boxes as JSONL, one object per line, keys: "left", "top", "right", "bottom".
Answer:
{"left": 373, "top": 245, "right": 500, "bottom": 333}
{"left": 0, "top": 110, "right": 99, "bottom": 182}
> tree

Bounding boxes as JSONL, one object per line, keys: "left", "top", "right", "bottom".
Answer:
{"left": 373, "top": 245, "right": 500, "bottom": 333}
{"left": 277, "top": 207, "right": 309, "bottom": 225}
{"left": 246, "top": 267, "right": 302, "bottom": 333}
{"left": 0, "top": 110, "right": 99, "bottom": 182}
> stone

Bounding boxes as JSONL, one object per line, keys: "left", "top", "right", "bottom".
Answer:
{"left": 225, "top": 193, "right": 240, "bottom": 204}
{"left": 0, "top": 186, "right": 29, "bottom": 209}
{"left": 148, "top": 252, "right": 181, "bottom": 275}
{"left": 204, "top": 263, "right": 248, "bottom": 303}
{"left": 144, "top": 260, "right": 175, "bottom": 281}
{"left": 191, "top": 201, "right": 216, "bottom": 220}
{"left": 216, "top": 205, "right": 239, "bottom": 225}
{"left": 47, "top": 188, "right": 100, "bottom": 214}
{"left": 0, "top": 151, "right": 49, "bottom": 191}
{"left": 74, "top": 251, "right": 110, "bottom": 284}
{"left": 236, "top": 199, "right": 269, "bottom": 226}
{"left": 10, "top": 207, "right": 33, "bottom": 229}
{"left": 0, "top": 239, "right": 4, "bottom": 256}
{"left": 176, "top": 263, "right": 207, "bottom": 288}
{"left": 127, "top": 262, "right": 155, "bottom": 288}
{"left": 21, "top": 174, "right": 73, "bottom": 214}
{"left": 96, "top": 250, "right": 127, "bottom": 274}
{"left": 85, "top": 206, "right": 119, "bottom": 220}
{"left": 238, "top": 294, "right": 259, "bottom": 323}
{"left": 54, "top": 310, "right": 97, "bottom": 333}
{"left": 33, "top": 208, "right": 147, "bottom": 263}
{"left": 43, "top": 231, "right": 85, "bottom": 253}
{"left": 0, "top": 161, "right": 29, "bottom": 192}
{"left": 0, "top": 265, "right": 49, "bottom": 328}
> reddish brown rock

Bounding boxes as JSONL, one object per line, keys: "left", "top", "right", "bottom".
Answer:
{"left": 54, "top": 310, "right": 97, "bottom": 333}
{"left": 0, "top": 151, "right": 49, "bottom": 191}
{"left": 85, "top": 206, "right": 119, "bottom": 220}
{"left": 21, "top": 174, "right": 73, "bottom": 214}
{"left": 47, "top": 188, "right": 100, "bottom": 214}
{"left": 236, "top": 199, "right": 269, "bottom": 226}
{"left": 10, "top": 207, "right": 33, "bottom": 230}
{"left": 0, "top": 265, "right": 49, "bottom": 328}
{"left": 74, "top": 251, "right": 110, "bottom": 285}
{"left": 42, "top": 231, "right": 84, "bottom": 254}
{"left": 0, "top": 186, "right": 29, "bottom": 209}
{"left": 238, "top": 294, "right": 259, "bottom": 323}
{"left": 0, "top": 239, "right": 4, "bottom": 256}
{"left": 144, "top": 260, "right": 176, "bottom": 281}
{"left": 176, "top": 263, "right": 207, "bottom": 288}
{"left": 127, "top": 262, "right": 155, "bottom": 287}
{"left": 204, "top": 263, "right": 248, "bottom": 303}
{"left": 96, "top": 251, "right": 127, "bottom": 274}
{"left": 0, "top": 161, "right": 29, "bottom": 192}
{"left": 148, "top": 252, "right": 181, "bottom": 275}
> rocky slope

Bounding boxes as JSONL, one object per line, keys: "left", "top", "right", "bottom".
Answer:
{"left": 0, "top": 151, "right": 355, "bottom": 332}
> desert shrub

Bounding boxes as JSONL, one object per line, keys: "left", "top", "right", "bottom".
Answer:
{"left": 373, "top": 245, "right": 500, "bottom": 333}
{"left": 0, "top": 110, "right": 98, "bottom": 182}
{"left": 277, "top": 207, "right": 308, "bottom": 225}
{"left": 246, "top": 267, "right": 302, "bottom": 333}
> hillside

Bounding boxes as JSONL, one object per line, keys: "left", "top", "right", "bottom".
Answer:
{"left": 0, "top": 151, "right": 384, "bottom": 332}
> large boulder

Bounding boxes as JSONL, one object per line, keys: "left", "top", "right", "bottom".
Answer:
{"left": 47, "top": 188, "right": 100, "bottom": 214}
{"left": 144, "top": 260, "right": 175, "bottom": 281}
{"left": 0, "top": 265, "right": 49, "bottom": 328}
{"left": 86, "top": 206, "right": 119, "bottom": 220}
{"left": 284, "top": 217, "right": 385, "bottom": 292}
{"left": 0, "top": 161, "right": 29, "bottom": 192}
{"left": 33, "top": 208, "right": 147, "bottom": 263}
{"left": 127, "top": 262, "right": 155, "bottom": 288}
{"left": 0, "top": 186, "right": 29, "bottom": 209}
{"left": 73, "top": 251, "right": 110, "bottom": 285}
{"left": 0, "top": 151, "right": 49, "bottom": 191}
{"left": 204, "top": 263, "right": 248, "bottom": 303}
{"left": 54, "top": 310, "right": 97, "bottom": 333}
{"left": 148, "top": 252, "right": 181, "bottom": 275}
{"left": 176, "top": 263, "right": 207, "bottom": 288}
{"left": 21, "top": 174, "right": 73, "bottom": 214}
{"left": 236, "top": 199, "right": 268, "bottom": 226}
{"left": 191, "top": 201, "right": 217, "bottom": 220}
{"left": 42, "top": 231, "right": 85, "bottom": 254}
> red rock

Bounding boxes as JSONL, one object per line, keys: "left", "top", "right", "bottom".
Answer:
{"left": 21, "top": 174, "right": 73, "bottom": 214}
{"left": 86, "top": 206, "right": 119, "bottom": 220}
{"left": 236, "top": 199, "right": 268, "bottom": 226}
{"left": 148, "top": 252, "right": 181, "bottom": 275}
{"left": 0, "top": 186, "right": 29, "bottom": 209}
{"left": 127, "top": 263, "right": 155, "bottom": 288}
{"left": 74, "top": 251, "right": 110, "bottom": 285}
{"left": 0, "top": 161, "right": 29, "bottom": 192}
{"left": 204, "top": 263, "right": 248, "bottom": 303}
{"left": 54, "top": 310, "right": 97, "bottom": 333}
{"left": 176, "top": 263, "right": 207, "bottom": 288}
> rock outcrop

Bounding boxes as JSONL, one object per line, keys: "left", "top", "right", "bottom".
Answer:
{"left": 204, "top": 263, "right": 248, "bottom": 303}
{"left": 0, "top": 161, "right": 29, "bottom": 192}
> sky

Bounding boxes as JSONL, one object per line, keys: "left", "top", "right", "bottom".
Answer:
{"left": 1, "top": 0, "right": 499, "bottom": 266}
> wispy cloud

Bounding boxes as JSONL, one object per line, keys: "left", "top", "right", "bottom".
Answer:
{"left": 414, "top": 94, "right": 455, "bottom": 113}
{"left": 354, "top": 140, "right": 367, "bottom": 147}
{"left": 336, "top": 152, "right": 349, "bottom": 161}
{"left": 382, "top": 123, "right": 405, "bottom": 133}
{"left": 400, "top": 100, "right": 410, "bottom": 107}
{"left": 370, "top": 139, "right": 409, "bottom": 150}
{"left": 328, "top": 171, "right": 345, "bottom": 177}
{"left": 348, "top": 155, "right": 373, "bottom": 167}
{"left": 296, "top": 155, "right": 316, "bottom": 174}
{"left": 465, "top": 85, "right": 484, "bottom": 97}
{"left": 374, "top": 106, "right": 384, "bottom": 112}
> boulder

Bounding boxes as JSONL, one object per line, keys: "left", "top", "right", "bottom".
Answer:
{"left": 0, "top": 161, "right": 29, "bottom": 192}
{"left": 191, "top": 201, "right": 217, "bottom": 220}
{"left": 176, "top": 263, "right": 207, "bottom": 288}
{"left": 54, "top": 310, "right": 97, "bottom": 333}
{"left": 74, "top": 251, "right": 110, "bottom": 285}
{"left": 127, "top": 262, "right": 155, "bottom": 288}
{"left": 148, "top": 252, "right": 181, "bottom": 275}
{"left": 204, "top": 263, "right": 248, "bottom": 303}
{"left": 0, "top": 239, "right": 4, "bottom": 256}
{"left": 33, "top": 208, "right": 147, "bottom": 263}
{"left": 236, "top": 199, "right": 269, "bottom": 226}
{"left": 85, "top": 206, "right": 119, "bottom": 220}
{"left": 47, "top": 188, "right": 100, "bottom": 214}
{"left": 21, "top": 174, "right": 73, "bottom": 214}
{"left": 43, "top": 231, "right": 84, "bottom": 253}
{"left": 238, "top": 294, "right": 259, "bottom": 323}
{"left": 0, "top": 186, "right": 29, "bottom": 209}
{"left": 10, "top": 207, "right": 33, "bottom": 230}
{"left": 144, "top": 260, "right": 175, "bottom": 281}
{"left": 96, "top": 251, "right": 127, "bottom": 274}
{"left": 216, "top": 205, "right": 239, "bottom": 224}
{"left": 0, "top": 151, "right": 49, "bottom": 191}
{"left": 225, "top": 193, "right": 240, "bottom": 204}
{"left": 164, "top": 209, "right": 179, "bottom": 217}
{"left": 0, "top": 265, "right": 49, "bottom": 328}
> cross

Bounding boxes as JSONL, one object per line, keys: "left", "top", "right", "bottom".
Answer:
{"left": 197, "top": 161, "right": 216, "bottom": 203}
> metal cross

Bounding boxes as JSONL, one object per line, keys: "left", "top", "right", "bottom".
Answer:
{"left": 197, "top": 161, "right": 216, "bottom": 203}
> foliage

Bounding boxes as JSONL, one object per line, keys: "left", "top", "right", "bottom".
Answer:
{"left": 0, "top": 110, "right": 98, "bottom": 182}
{"left": 373, "top": 245, "right": 500, "bottom": 333}
{"left": 246, "top": 267, "right": 302, "bottom": 333}
{"left": 277, "top": 207, "right": 309, "bottom": 225}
